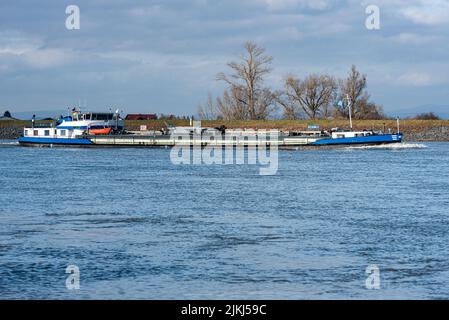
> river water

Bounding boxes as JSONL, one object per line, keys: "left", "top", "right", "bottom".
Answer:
{"left": 0, "top": 141, "right": 448, "bottom": 299}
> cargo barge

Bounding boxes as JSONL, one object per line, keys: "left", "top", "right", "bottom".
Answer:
{"left": 18, "top": 109, "right": 403, "bottom": 148}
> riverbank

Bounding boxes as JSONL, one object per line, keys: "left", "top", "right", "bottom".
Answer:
{"left": 0, "top": 121, "right": 26, "bottom": 140}
{"left": 127, "top": 119, "right": 449, "bottom": 142}
{"left": 2, "top": 119, "right": 449, "bottom": 141}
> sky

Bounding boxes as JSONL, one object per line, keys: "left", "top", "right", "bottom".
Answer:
{"left": 1, "top": 0, "right": 449, "bottom": 117}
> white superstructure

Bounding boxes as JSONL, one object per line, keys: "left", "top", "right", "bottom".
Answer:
{"left": 22, "top": 110, "right": 124, "bottom": 139}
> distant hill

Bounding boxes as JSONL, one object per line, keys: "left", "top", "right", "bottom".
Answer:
{"left": 7, "top": 110, "right": 68, "bottom": 120}
{"left": 390, "top": 105, "right": 449, "bottom": 119}
{"left": 0, "top": 116, "right": 19, "bottom": 121}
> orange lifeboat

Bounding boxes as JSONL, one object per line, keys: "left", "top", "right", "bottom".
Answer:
{"left": 88, "top": 127, "right": 113, "bottom": 135}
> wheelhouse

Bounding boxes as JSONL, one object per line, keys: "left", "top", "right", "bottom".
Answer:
{"left": 66, "top": 112, "right": 120, "bottom": 122}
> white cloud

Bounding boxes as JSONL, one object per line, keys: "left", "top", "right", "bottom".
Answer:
{"left": 279, "top": 26, "right": 304, "bottom": 40}
{"left": 398, "top": 72, "right": 433, "bottom": 86}
{"left": 389, "top": 33, "right": 440, "bottom": 45}
{"left": 22, "top": 49, "right": 74, "bottom": 69}
{"left": 128, "top": 5, "right": 163, "bottom": 17}
{"left": 0, "top": 31, "right": 74, "bottom": 69}
{"left": 259, "top": 0, "right": 333, "bottom": 11}
{"left": 0, "top": 31, "right": 43, "bottom": 55}
{"left": 401, "top": 0, "right": 449, "bottom": 26}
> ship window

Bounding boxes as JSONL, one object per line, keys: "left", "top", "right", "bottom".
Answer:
{"left": 44, "top": 130, "right": 50, "bottom": 136}
{"left": 60, "top": 130, "right": 66, "bottom": 136}
{"left": 33, "top": 130, "right": 38, "bottom": 136}
{"left": 25, "top": 130, "right": 28, "bottom": 136}
{"left": 85, "top": 114, "right": 91, "bottom": 120}
{"left": 95, "top": 114, "right": 108, "bottom": 121}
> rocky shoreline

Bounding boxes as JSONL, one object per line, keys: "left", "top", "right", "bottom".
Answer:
{"left": 404, "top": 126, "right": 449, "bottom": 142}
{"left": 2, "top": 122, "right": 449, "bottom": 142}
{"left": 0, "top": 125, "right": 23, "bottom": 140}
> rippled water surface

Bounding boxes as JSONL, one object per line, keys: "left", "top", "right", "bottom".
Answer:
{"left": 1, "top": 141, "right": 448, "bottom": 299}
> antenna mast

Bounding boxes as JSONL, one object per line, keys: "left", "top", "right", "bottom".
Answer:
{"left": 397, "top": 117, "right": 400, "bottom": 134}
{"left": 346, "top": 94, "right": 353, "bottom": 130}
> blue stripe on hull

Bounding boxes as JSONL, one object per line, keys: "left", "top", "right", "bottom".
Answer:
{"left": 311, "top": 134, "right": 402, "bottom": 146}
{"left": 18, "top": 137, "right": 94, "bottom": 145}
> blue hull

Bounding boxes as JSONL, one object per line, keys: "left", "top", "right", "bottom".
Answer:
{"left": 18, "top": 133, "right": 403, "bottom": 147}
{"left": 18, "top": 136, "right": 94, "bottom": 146}
{"left": 311, "top": 133, "right": 402, "bottom": 146}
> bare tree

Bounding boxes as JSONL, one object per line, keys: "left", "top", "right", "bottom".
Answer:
{"left": 335, "top": 65, "right": 386, "bottom": 119}
{"left": 278, "top": 74, "right": 337, "bottom": 120}
{"left": 337, "top": 65, "right": 369, "bottom": 119}
{"left": 321, "top": 100, "right": 335, "bottom": 119}
{"left": 358, "top": 101, "right": 385, "bottom": 120}
{"left": 198, "top": 94, "right": 218, "bottom": 120}
{"left": 254, "top": 88, "right": 278, "bottom": 120}
{"left": 200, "top": 54, "right": 384, "bottom": 121}
{"left": 216, "top": 41, "right": 275, "bottom": 120}
{"left": 216, "top": 87, "right": 248, "bottom": 120}
{"left": 276, "top": 79, "right": 303, "bottom": 120}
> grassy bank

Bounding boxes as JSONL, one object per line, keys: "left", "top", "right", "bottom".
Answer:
{"left": 2, "top": 119, "right": 449, "bottom": 141}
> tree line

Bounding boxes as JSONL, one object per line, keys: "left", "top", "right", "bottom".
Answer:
{"left": 198, "top": 41, "right": 386, "bottom": 121}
